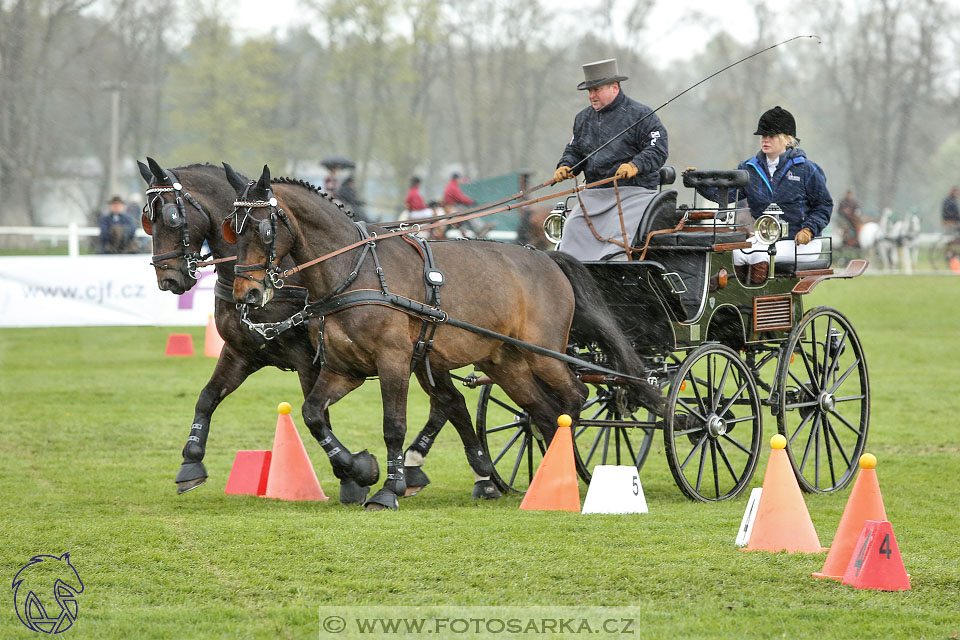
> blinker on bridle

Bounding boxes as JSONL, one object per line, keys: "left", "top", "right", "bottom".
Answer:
{"left": 143, "top": 169, "right": 211, "bottom": 279}
{"left": 227, "top": 181, "right": 295, "bottom": 291}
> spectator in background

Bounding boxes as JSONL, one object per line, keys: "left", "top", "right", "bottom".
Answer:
{"left": 442, "top": 172, "right": 492, "bottom": 237}
{"left": 836, "top": 189, "right": 864, "bottom": 248}
{"left": 337, "top": 175, "right": 367, "bottom": 222}
{"left": 442, "top": 172, "right": 475, "bottom": 209}
{"left": 324, "top": 168, "right": 340, "bottom": 198}
{"left": 98, "top": 195, "right": 138, "bottom": 254}
{"left": 941, "top": 186, "right": 959, "bottom": 227}
{"left": 404, "top": 176, "right": 431, "bottom": 219}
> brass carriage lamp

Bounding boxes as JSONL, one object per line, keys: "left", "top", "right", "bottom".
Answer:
{"left": 543, "top": 199, "right": 571, "bottom": 244}
{"left": 755, "top": 203, "right": 788, "bottom": 244}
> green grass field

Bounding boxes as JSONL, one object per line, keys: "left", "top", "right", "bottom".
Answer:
{"left": 1, "top": 275, "right": 959, "bottom": 639}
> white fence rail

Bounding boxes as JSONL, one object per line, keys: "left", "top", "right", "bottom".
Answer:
{"left": 0, "top": 225, "right": 149, "bottom": 257}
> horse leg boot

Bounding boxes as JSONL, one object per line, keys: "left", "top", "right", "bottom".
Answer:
{"left": 403, "top": 428, "right": 436, "bottom": 497}
{"left": 176, "top": 360, "right": 254, "bottom": 494}
{"left": 322, "top": 408, "right": 376, "bottom": 505}
{"left": 176, "top": 417, "right": 210, "bottom": 494}
{"left": 366, "top": 368, "right": 409, "bottom": 511}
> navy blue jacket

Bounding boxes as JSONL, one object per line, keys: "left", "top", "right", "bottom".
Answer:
{"left": 700, "top": 148, "right": 833, "bottom": 238}
{"left": 558, "top": 91, "right": 668, "bottom": 190}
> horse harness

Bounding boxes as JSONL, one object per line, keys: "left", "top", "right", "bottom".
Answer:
{"left": 227, "top": 189, "right": 658, "bottom": 385}
{"left": 143, "top": 169, "right": 214, "bottom": 279}
{"left": 228, "top": 192, "right": 448, "bottom": 382}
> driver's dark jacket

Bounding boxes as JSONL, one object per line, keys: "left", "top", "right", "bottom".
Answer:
{"left": 698, "top": 147, "right": 833, "bottom": 239}
{"left": 557, "top": 91, "right": 668, "bottom": 190}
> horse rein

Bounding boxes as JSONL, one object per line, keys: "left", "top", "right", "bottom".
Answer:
{"left": 274, "top": 175, "right": 623, "bottom": 279}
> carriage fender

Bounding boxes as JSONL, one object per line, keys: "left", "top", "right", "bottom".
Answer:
{"left": 705, "top": 303, "right": 747, "bottom": 349}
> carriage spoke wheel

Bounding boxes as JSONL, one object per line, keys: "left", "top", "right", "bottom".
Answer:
{"left": 777, "top": 307, "right": 869, "bottom": 493}
{"left": 476, "top": 384, "right": 546, "bottom": 493}
{"left": 571, "top": 385, "right": 655, "bottom": 483}
{"left": 664, "top": 344, "right": 762, "bottom": 502}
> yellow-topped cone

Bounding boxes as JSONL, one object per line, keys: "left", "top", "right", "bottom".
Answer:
{"left": 519, "top": 414, "right": 581, "bottom": 512}
{"left": 744, "top": 435, "right": 824, "bottom": 553}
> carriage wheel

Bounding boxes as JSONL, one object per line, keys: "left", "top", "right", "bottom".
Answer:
{"left": 476, "top": 384, "right": 545, "bottom": 493}
{"left": 664, "top": 344, "right": 762, "bottom": 502}
{"left": 571, "top": 385, "right": 655, "bottom": 483}
{"left": 777, "top": 307, "right": 869, "bottom": 493}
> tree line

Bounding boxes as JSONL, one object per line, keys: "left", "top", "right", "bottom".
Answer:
{"left": 1, "top": 0, "right": 957, "bottom": 228}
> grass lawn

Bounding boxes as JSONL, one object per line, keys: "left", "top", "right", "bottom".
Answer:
{"left": 1, "top": 275, "right": 958, "bottom": 639}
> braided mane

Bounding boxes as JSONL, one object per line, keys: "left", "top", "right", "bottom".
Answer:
{"left": 272, "top": 176, "right": 354, "bottom": 218}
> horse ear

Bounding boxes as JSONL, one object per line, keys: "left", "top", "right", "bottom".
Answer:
{"left": 146, "top": 156, "right": 166, "bottom": 182}
{"left": 257, "top": 165, "right": 272, "bottom": 193}
{"left": 137, "top": 160, "right": 153, "bottom": 185}
{"left": 222, "top": 162, "right": 247, "bottom": 195}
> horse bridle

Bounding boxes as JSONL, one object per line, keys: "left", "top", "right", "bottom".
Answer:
{"left": 224, "top": 181, "right": 297, "bottom": 292}
{"left": 143, "top": 169, "right": 213, "bottom": 279}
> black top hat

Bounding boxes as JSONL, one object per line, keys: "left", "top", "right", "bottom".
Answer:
{"left": 754, "top": 106, "right": 796, "bottom": 137}
{"left": 577, "top": 59, "right": 629, "bottom": 90}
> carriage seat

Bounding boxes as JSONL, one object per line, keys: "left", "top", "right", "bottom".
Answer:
{"left": 630, "top": 188, "right": 748, "bottom": 249}
{"left": 682, "top": 169, "right": 749, "bottom": 190}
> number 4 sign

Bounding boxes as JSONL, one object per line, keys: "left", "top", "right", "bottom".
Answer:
{"left": 841, "top": 520, "right": 911, "bottom": 591}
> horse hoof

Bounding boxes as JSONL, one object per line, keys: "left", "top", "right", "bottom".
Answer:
{"left": 175, "top": 460, "right": 208, "bottom": 484}
{"left": 401, "top": 466, "right": 430, "bottom": 498}
{"left": 351, "top": 450, "right": 380, "bottom": 487}
{"left": 176, "top": 476, "right": 207, "bottom": 494}
{"left": 364, "top": 488, "right": 399, "bottom": 511}
{"left": 472, "top": 479, "right": 501, "bottom": 500}
{"left": 339, "top": 479, "right": 370, "bottom": 505}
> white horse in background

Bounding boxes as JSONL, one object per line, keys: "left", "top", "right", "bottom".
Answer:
{"left": 855, "top": 209, "right": 921, "bottom": 272}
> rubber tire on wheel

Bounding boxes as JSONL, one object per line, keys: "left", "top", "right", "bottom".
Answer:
{"left": 777, "top": 306, "right": 869, "bottom": 493}
{"left": 476, "top": 384, "right": 545, "bottom": 493}
{"left": 571, "top": 384, "right": 655, "bottom": 484}
{"left": 664, "top": 343, "right": 762, "bottom": 502}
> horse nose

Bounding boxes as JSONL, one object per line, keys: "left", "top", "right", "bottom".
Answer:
{"left": 242, "top": 288, "right": 262, "bottom": 306}
{"left": 160, "top": 277, "right": 184, "bottom": 294}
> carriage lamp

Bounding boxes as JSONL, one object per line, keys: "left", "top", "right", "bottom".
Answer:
{"left": 543, "top": 201, "right": 568, "bottom": 244}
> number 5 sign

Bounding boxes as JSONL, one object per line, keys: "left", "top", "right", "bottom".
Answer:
{"left": 841, "top": 520, "right": 911, "bottom": 591}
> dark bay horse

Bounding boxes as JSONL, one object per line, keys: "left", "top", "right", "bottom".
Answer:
{"left": 138, "top": 158, "right": 490, "bottom": 502}
{"left": 224, "top": 164, "right": 662, "bottom": 510}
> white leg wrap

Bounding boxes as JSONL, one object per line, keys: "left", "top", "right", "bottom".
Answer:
{"left": 473, "top": 472, "right": 490, "bottom": 481}
{"left": 404, "top": 450, "right": 425, "bottom": 467}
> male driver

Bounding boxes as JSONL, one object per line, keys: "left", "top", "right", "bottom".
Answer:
{"left": 553, "top": 58, "right": 668, "bottom": 260}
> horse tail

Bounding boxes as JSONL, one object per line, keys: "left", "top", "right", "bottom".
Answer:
{"left": 547, "top": 251, "right": 665, "bottom": 415}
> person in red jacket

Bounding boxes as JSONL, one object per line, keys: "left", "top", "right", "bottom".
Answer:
{"left": 442, "top": 173, "right": 474, "bottom": 208}
{"left": 404, "top": 176, "right": 430, "bottom": 219}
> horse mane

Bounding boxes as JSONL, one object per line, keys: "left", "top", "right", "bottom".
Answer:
{"left": 272, "top": 176, "right": 355, "bottom": 219}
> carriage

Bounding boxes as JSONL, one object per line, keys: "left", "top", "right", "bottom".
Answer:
{"left": 464, "top": 168, "right": 870, "bottom": 502}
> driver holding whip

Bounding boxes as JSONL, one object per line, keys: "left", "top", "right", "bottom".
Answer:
{"left": 553, "top": 58, "right": 669, "bottom": 260}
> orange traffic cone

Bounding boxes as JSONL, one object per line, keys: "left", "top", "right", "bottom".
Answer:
{"left": 224, "top": 450, "right": 272, "bottom": 496}
{"left": 744, "top": 434, "right": 825, "bottom": 553}
{"left": 814, "top": 453, "right": 887, "bottom": 580}
{"left": 165, "top": 333, "right": 194, "bottom": 356}
{"left": 950, "top": 256, "right": 960, "bottom": 273}
{"left": 264, "top": 402, "right": 329, "bottom": 501}
{"left": 519, "top": 414, "right": 581, "bottom": 512}
{"left": 204, "top": 314, "right": 225, "bottom": 357}
{"left": 841, "top": 520, "right": 911, "bottom": 590}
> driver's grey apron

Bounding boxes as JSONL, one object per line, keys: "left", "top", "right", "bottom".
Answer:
{"left": 557, "top": 186, "right": 655, "bottom": 260}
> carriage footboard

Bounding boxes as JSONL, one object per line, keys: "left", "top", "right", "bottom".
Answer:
{"left": 791, "top": 258, "right": 868, "bottom": 294}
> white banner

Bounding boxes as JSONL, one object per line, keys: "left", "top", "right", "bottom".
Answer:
{"left": 0, "top": 255, "right": 220, "bottom": 327}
